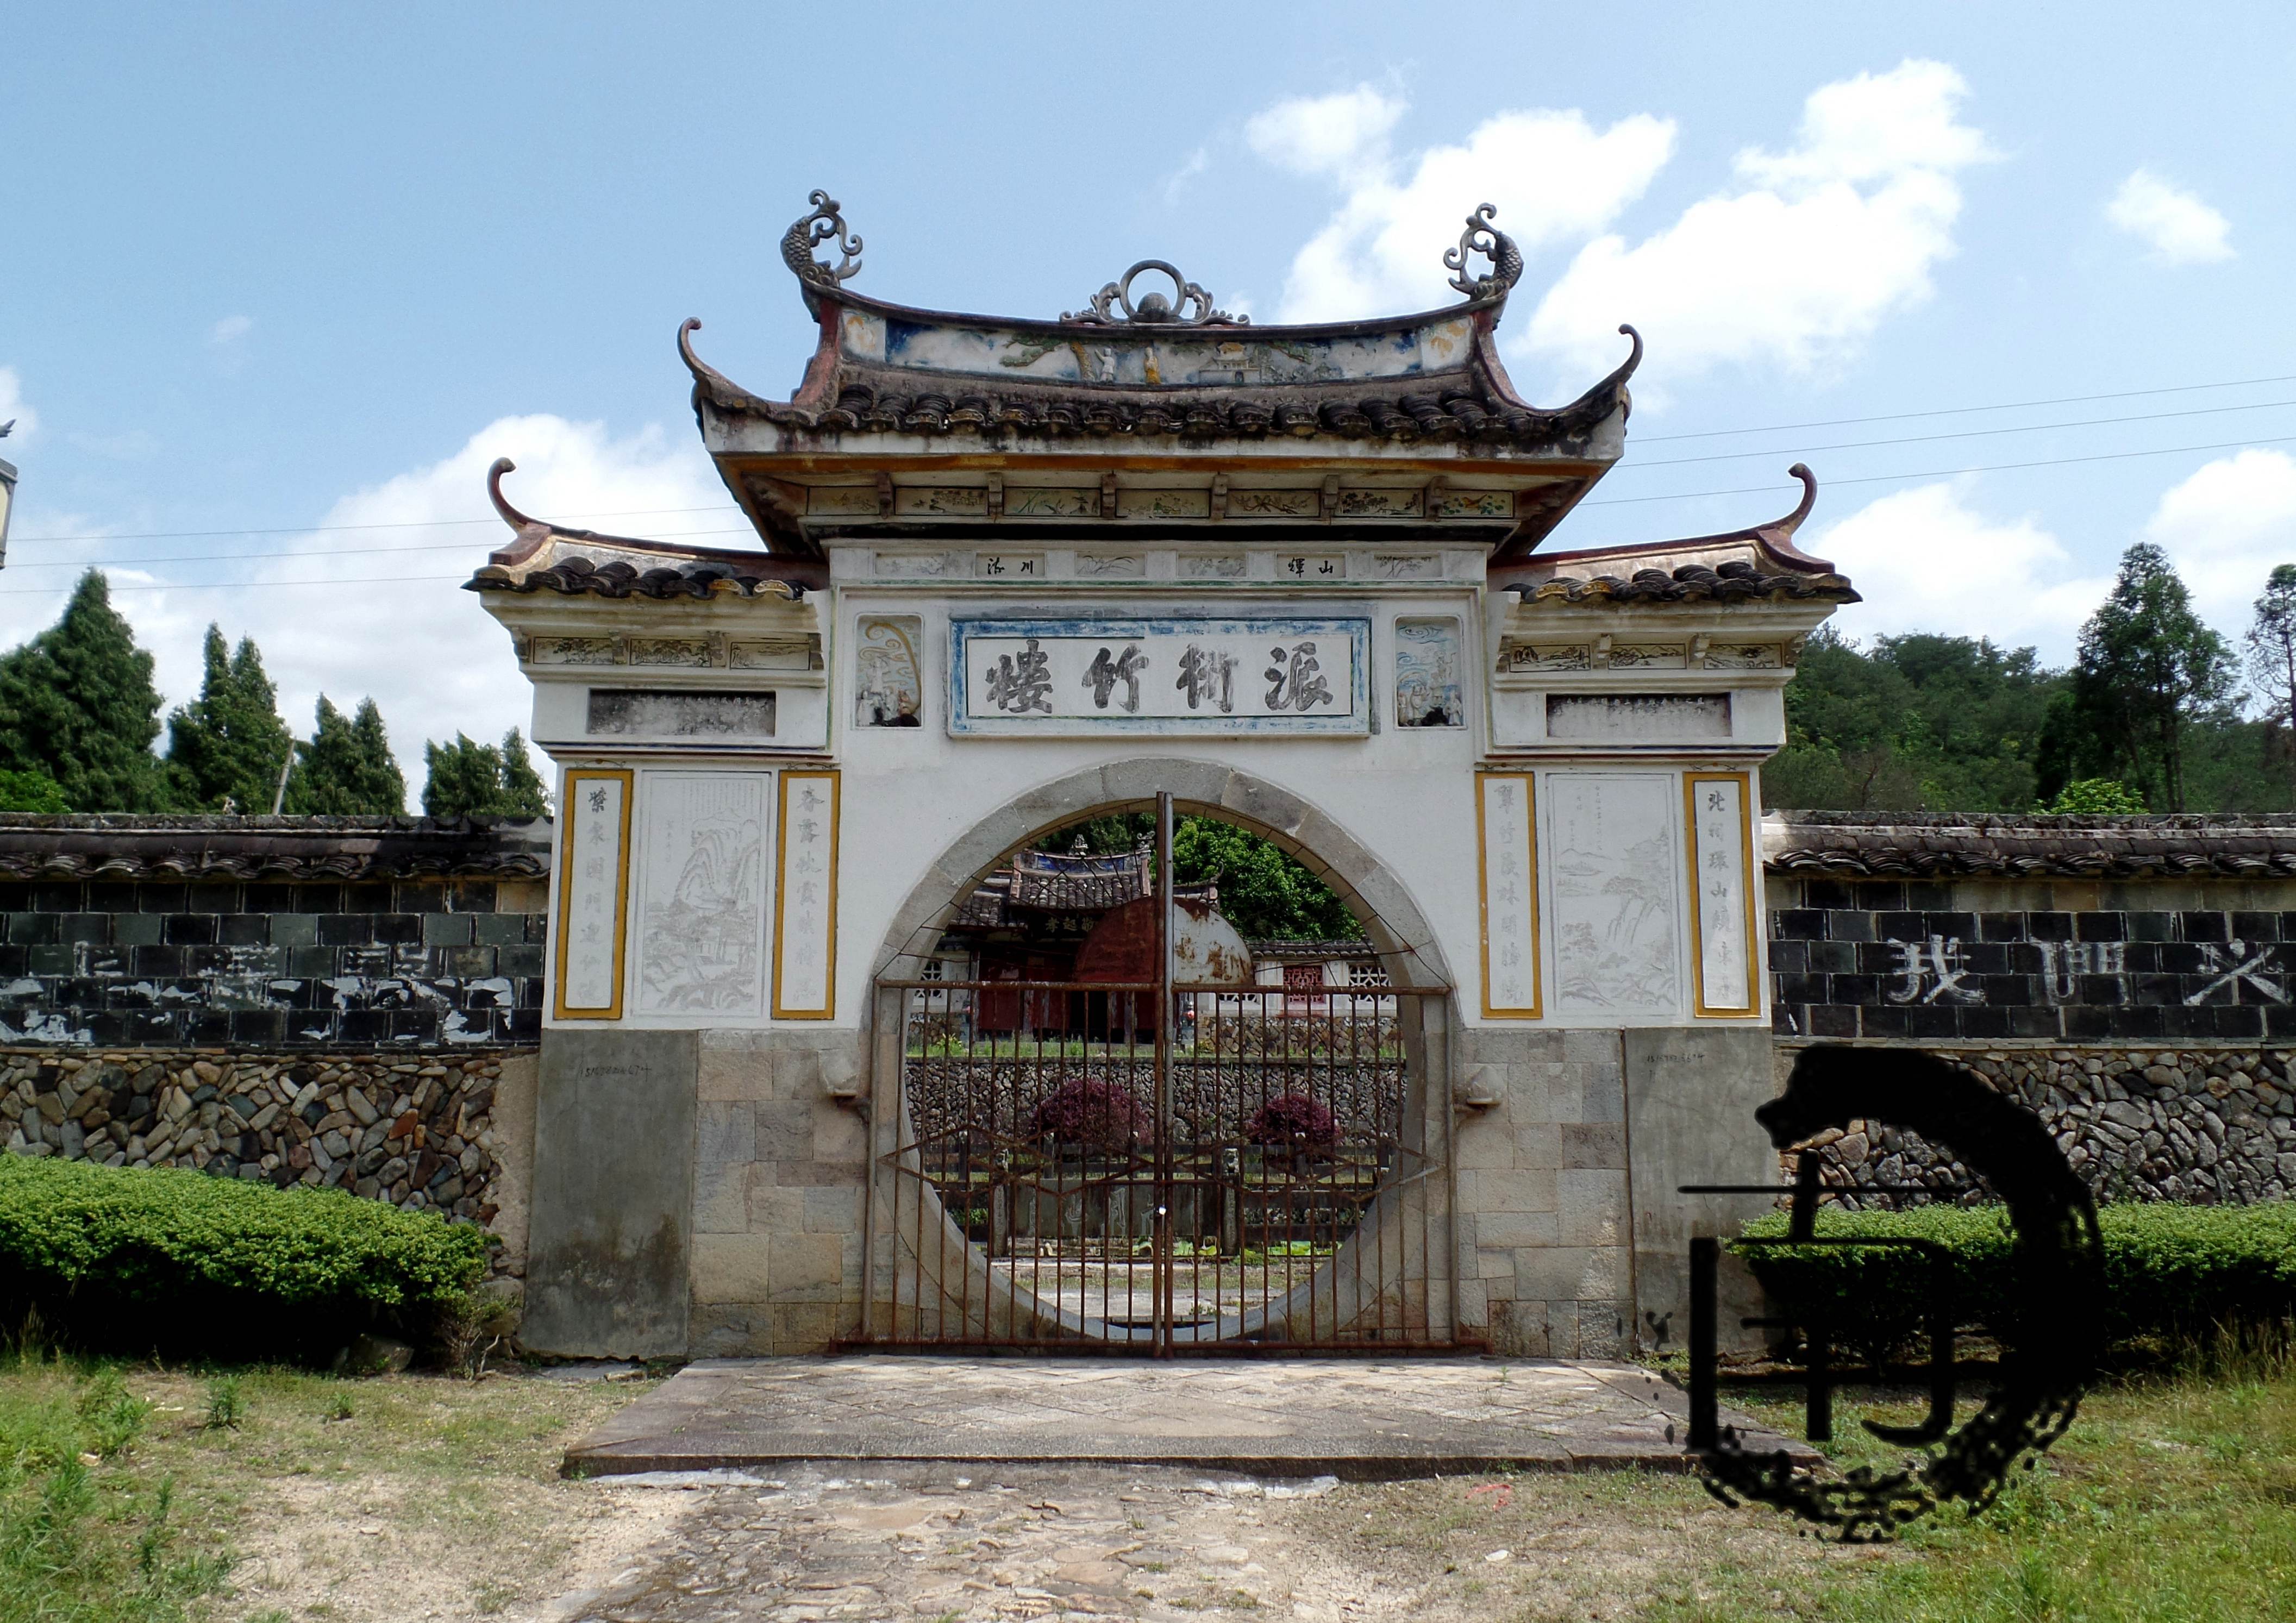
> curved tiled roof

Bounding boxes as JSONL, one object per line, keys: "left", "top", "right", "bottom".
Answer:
{"left": 1513, "top": 560, "right": 1860, "bottom": 606}
{"left": 686, "top": 317, "right": 1639, "bottom": 452}
{"left": 463, "top": 458, "right": 827, "bottom": 599}
{"left": 468, "top": 550, "right": 813, "bottom": 601}
{"left": 0, "top": 816, "right": 554, "bottom": 883}
{"left": 1762, "top": 812, "right": 2296, "bottom": 879}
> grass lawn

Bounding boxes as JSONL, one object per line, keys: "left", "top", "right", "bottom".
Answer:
{"left": 1, "top": 1345, "right": 2288, "bottom": 1622}
{"left": 1299, "top": 1351, "right": 2296, "bottom": 1622}
{"left": 0, "top": 1352, "right": 659, "bottom": 1623}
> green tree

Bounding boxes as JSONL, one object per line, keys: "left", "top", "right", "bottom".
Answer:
{"left": 0, "top": 769, "right": 68, "bottom": 812}
{"left": 2052, "top": 543, "right": 2239, "bottom": 811}
{"left": 0, "top": 571, "right": 170, "bottom": 811}
{"left": 1043, "top": 813, "right": 1357, "bottom": 939}
{"left": 2042, "top": 778, "right": 2148, "bottom": 814}
{"left": 1765, "top": 628, "right": 2061, "bottom": 811}
{"left": 285, "top": 696, "right": 407, "bottom": 814}
{"left": 2246, "top": 563, "right": 2296, "bottom": 801}
{"left": 165, "top": 625, "right": 295, "bottom": 812}
{"left": 422, "top": 728, "right": 548, "bottom": 818}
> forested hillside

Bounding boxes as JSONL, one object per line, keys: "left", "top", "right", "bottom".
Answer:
{"left": 1766, "top": 544, "right": 2296, "bottom": 814}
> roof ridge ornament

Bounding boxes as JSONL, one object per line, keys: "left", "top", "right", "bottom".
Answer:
{"left": 1444, "top": 203, "right": 1523, "bottom": 302}
{"left": 1062, "top": 260, "right": 1247, "bottom": 327}
{"left": 782, "top": 190, "right": 863, "bottom": 290}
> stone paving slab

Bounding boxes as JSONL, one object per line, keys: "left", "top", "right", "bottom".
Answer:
{"left": 565, "top": 1356, "right": 1815, "bottom": 1480}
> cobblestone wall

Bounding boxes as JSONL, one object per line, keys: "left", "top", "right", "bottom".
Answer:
{"left": 1, "top": 1047, "right": 525, "bottom": 1243}
{"left": 0, "top": 878, "right": 547, "bottom": 1049}
{"left": 1778, "top": 1043, "right": 2296, "bottom": 1205}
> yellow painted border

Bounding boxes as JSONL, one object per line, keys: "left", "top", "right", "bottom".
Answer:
{"left": 552, "top": 768, "right": 633, "bottom": 1020}
{"left": 1684, "top": 770, "right": 1761, "bottom": 1017}
{"left": 1475, "top": 769, "right": 1542, "bottom": 1018}
{"left": 772, "top": 769, "right": 841, "bottom": 1019}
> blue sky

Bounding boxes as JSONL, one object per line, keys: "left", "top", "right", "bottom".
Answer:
{"left": 4, "top": 3, "right": 2294, "bottom": 794}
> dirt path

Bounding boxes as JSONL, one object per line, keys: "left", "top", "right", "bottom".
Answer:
{"left": 528, "top": 1462, "right": 1855, "bottom": 1622}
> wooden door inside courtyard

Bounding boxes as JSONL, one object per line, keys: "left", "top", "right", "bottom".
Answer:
{"left": 856, "top": 797, "right": 1457, "bottom": 1351}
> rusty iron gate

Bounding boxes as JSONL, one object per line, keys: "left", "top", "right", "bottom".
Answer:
{"left": 856, "top": 795, "right": 1458, "bottom": 1352}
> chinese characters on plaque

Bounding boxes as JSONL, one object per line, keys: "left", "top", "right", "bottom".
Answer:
{"left": 950, "top": 617, "right": 1368, "bottom": 734}
{"left": 1686, "top": 773, "right": 1756, "bottom": 1014}
{"left": 1479, "top": 772, "right": 1541, "bottom": 1017}
{"left": 772, "top": 770, "right": 840, "bottom": 1019}
{"left": 555, "top": 769, "right": 630, "bottom": 1018}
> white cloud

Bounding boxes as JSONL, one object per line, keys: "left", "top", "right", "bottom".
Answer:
{"left": 1160, "top": 145, "right": 1211, "bottom": 205}
{"left": 0, "top": 367, "right": 36, "bottom": 441}
{"left": 209, "top": 315, "right": 254, "bottom": 346}
{"left": 1528, "top": 60, "right": 1992, "bottom": 383}
{"left": 1811, "top": 481, "right": 2108, "bottom": 655}
{"left": 0, "top": 415, "right": 725, "bottom": 810}
{"left": 1246, "top": 86, "right": 1405, "bottom": 184}
{"left": 1249, "top": 85, "right": 1675, "bottom": 322}
{"left": 2106, "top": 168, "right": 2233, "bottom": 265}
{"left": 2142, "top": 449, "right": 2296, "bottom": 631}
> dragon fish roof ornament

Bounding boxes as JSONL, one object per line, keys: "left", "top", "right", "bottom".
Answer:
{"left": 777, "top": 190, "right": 1529, "bottom": 323}
{"left": 1445, "top": 203, "right": 1524, "bottom": 302}
{"left": 782, "top": 190, "right": 863, "bottom": 292}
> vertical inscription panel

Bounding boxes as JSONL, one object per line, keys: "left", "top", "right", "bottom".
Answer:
{"left": 555, "top": 768, "right": 633, "bottom": 1020}
{"left": 773, "top": 770, "right": 841, "bottom": 1019}
{"left": 635, "top": 772, "right": 772, "bottom": 1017}
{"left": 1478, "top": 772, "right": 1541, "bottom": 1017}
{"left": 1549, "top": 773, "right": 1683, "bottom": 1018}
{"left": 1685, "top": 772, "right": 1759, "bottom": 1017}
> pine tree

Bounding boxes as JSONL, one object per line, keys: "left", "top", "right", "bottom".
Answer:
{"left": 422, "top": 728, "right": 549, "bottom": 818}
{"left": 497, "top": 728, "right": 548, "bottom": 817}
{"left": 2060, "top": 543, "right": 2239, "bottom": 811}
{"left": 285, "top": 695, "right": 408, "bottom": 815}
{"left": 165, "top": 625, "right": 294, "bottom": 812}
{"left": 2247, "top": 563, "right": 2296, "bottom": 801}
{"left": 0, "top": 570, "right": 170, "bottom": 811}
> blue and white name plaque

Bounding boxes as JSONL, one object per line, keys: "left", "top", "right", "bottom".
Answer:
{"left": 948, "top": 615, "right": 1371, "bottom": 735}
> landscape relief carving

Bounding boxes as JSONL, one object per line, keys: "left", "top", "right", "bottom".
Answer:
{"left": 1551, "top": 774, "right": 1682, "bottom": 1016}
{"left": 854, "top": 615, "right": 924, "bottom": 727}
{"left": 1394, "top": 617, "right": 1464, "bottom": 728}
{"left": 635, "top": 773, "right": 769, "bottom": 1014}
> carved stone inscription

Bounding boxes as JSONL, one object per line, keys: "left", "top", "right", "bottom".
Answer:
{"left": 1547, "top": 693, "right": 1730, "bottom": 741}
{"left": 950, "top": 616, "right": 1369, "bottom": 734}
{"left": 586, "top": 690, "right": 776, "bottom": 739}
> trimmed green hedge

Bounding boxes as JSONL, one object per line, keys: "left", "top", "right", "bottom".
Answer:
{"left": 1734, "top": 1202, "right": 2296, "bottom": 1362}
{"left": 0, "top": 1153, "right": 488, "bottom": 1360}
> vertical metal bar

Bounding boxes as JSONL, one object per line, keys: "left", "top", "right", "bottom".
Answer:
{"left": 1688, "top": 1235, "right": 1717, "bottom": 1449}
{"left": 1154, "top": 790, "right": 1175, "bottom": 1356}
{"left": 860, "top": 981, "right": 887, "bottom": 1343}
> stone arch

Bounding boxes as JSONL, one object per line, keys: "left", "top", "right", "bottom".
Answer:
{"left": 871, "top": 756, "right": 1454, "bottom": 990}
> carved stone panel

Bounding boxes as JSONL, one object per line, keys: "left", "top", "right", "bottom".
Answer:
{"left": 635, "top": 772, "right": 770, "bottom": 1016}
{"left": 854, "top": 616, "right": 924, "bottom": 728}
{"left": 1546, "top": 694, "right": 1730, "bottom": 741}
{"left": 1394, "top": 617, "right": 1465, "bottom": 728}
{"left": 949, "top": 615, "right": 1369, "bottom": 735}
{"left": 1549, "top": 773, "right": 1682, "bottom": 1018}
{"left": 586, "top": 690, "right": 777, "bottom": 740}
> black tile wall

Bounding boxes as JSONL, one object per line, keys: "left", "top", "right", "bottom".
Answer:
{"left": 1771, "top": 905, "right": 2296, "bottom": 1040}
{"left": 0, "top": 880, "right": 545, "bottom": 1049}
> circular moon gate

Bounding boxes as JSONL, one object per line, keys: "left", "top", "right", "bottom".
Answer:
{"left": 1703, "top": 1044, "right": 2106, "bottom": 1538}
